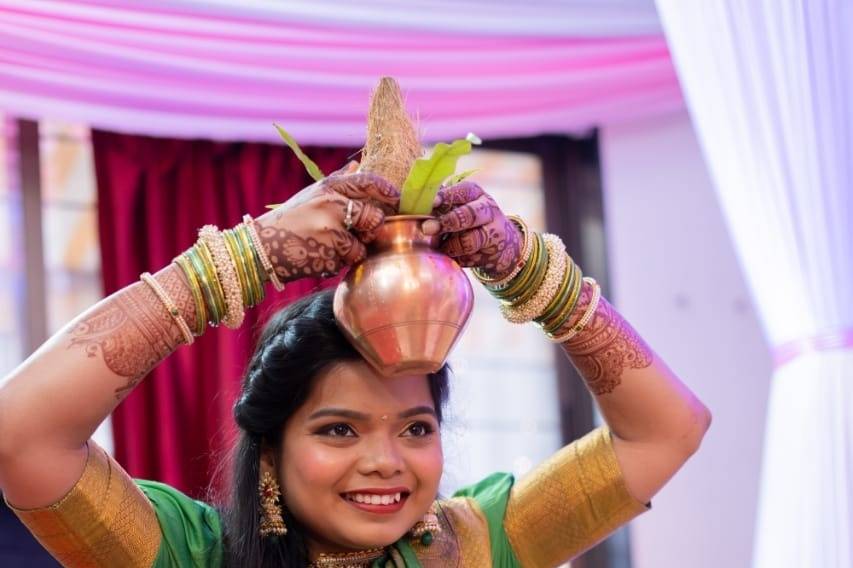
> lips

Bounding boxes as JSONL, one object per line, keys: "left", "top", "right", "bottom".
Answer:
{"left": 340, "top": 488, "right": 410, "bottom": 514}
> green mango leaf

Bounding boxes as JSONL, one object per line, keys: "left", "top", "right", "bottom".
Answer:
{"left": 445, "top": 168, "right": 479, "bottom": 186}
{"left": 273, "top": 123, "right": 325, "bottom": 182}
{"left": 400, "top": 134, "right": 481, "bottom": 215}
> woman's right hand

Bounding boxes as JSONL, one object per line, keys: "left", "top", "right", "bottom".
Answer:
{"left": 254, "top": 162, "right": 400, "bottom": 283}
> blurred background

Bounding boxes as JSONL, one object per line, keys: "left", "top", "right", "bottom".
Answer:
{"left": 1, "top": 1, "right": 850, "bottom": 567}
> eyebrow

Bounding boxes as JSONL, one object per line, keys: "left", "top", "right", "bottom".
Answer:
{"left": 308, "top": 405, "right": 437, "bottom": 421}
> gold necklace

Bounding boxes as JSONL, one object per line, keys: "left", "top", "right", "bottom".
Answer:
{"left": 308, "top": 547, "right": 386, "bottom": 568}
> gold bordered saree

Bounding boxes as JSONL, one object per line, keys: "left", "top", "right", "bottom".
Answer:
{"left": 9, "top": 426, "right": 649, "bottom": 567}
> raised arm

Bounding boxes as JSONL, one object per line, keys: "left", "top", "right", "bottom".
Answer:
{"left": 0, "top": 167, "right": 397, "bottom": 512}
{"left": 426, "top": 182, "right": 710, "bottom": 564}
{"left": 555, "top": 281, "right": 711, "bottom": 503}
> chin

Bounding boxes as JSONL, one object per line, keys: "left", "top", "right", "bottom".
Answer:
{"left": 340, "top": 524, "right": 409, "bottom": 549}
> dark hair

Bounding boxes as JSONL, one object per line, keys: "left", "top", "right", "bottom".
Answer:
{"left": 220, "top": 288, "right": 450, "bottom": 568}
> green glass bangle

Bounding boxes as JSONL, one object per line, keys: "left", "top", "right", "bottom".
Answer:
{"left": 535, "top": 258, "right": 574, "bottom": 325}
{"left": 235, "top": 225, "right": 267, "bottom": 304}
{"left": 545, "top": 262, "right": 585, "bottom": 336}
{"left": 493, "top": 232, "right": 544, "bottom": 302}
{"left": 187, "top": 245, "right": 224, "bottom": 325}
{"left": 507, "top": 233, "right": 550, "bottom": 307}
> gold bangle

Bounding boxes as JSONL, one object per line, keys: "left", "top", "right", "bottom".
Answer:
{"left": 235, "top": 225, "right": 266, "bottom": 306}
{"left": 173, "top": 255, "right": 206, "bottom": 335}
{"left": 549, "top": 277, "right": 601, "bottom": 343}
{"left": 186, "top": 246, "right": 222, "bottom": 326}
{"left": 474, "top": 215, "right": 531, "bottom": 286}
{"left": 502, "top": 234, "right": 567, "bottom": 324}
{"left": 243, "top": 214, "right": 285, "bottom": 292}
{"left": 544, "top": 261, "right": 584, "bottom": 336}
{"left": 535, "top": 256, "right": 574, "bottom": 325}
{"left": 506, "top": 232, "right": 550, "bottom": 306}
{"left": 140, "top": 272, "right": 194, "bottom": 345}
{"left": 493, "top": 232, "right": 544, "bottom": 302}
{"left": 194, "top": 241, "right": 227, "bottom": 326}
{"left": 199, "top": 225, "right": 244, "bottom": 329}
{"left": 222, "top": 229, "right": 253, "bottom": 308}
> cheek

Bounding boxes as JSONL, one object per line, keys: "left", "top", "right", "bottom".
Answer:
{"left": 406, "top": 440, "right": 444, "bottom": 491}
{"left": 280, "top": 440, "right": 355, "bottom": 501}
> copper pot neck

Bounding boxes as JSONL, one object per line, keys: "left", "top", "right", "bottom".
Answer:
{"left": 369, "top": 215, "right": 439, "bottom": 253}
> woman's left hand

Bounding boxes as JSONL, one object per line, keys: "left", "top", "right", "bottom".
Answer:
{"left": 421, "top": 181, "right": 523, "bottom": 278}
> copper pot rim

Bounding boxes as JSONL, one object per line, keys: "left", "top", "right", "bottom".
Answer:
{"left": 383, "top": 214, "right": 435, "bottom": 221}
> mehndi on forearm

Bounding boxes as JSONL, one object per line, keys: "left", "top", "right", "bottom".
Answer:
{"left": 553, "top": 282, "right": 653, "bottom": 395}
{"left": 474, "top": 218, "right": 653, "bottom": 395}
{"left": 67, "top": 266, "right": 196, "bottom": 400}
{"left": 68, "top": 217, "right": 278, "bottom": 402}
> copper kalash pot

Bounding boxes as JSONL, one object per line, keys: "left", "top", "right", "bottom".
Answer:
{"left": 333, "top": 215, "right": 474, "bottom": 377}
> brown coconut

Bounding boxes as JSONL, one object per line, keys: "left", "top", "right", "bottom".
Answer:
{"left": 358, "top": 77, "right": 422, "bottom": 189}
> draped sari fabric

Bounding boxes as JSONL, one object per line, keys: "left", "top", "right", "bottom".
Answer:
{"left": 0, "top": 1, "right": 682, "bottom": 144}
{"left": 655, "top": 1, "right": 853, "bottom": 565}
{"left": 93, "top": 130, "right": 354, "bottom": 497}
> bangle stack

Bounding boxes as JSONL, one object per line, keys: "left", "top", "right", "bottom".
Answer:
{"left": 473, "top": 216, "right": 596, "bottom": 342}
{"left": 168, "top": 216, "right": 283, "bottom": 335}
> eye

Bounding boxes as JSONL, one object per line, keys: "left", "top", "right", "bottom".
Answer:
{"left": 319, "top": 423, "right": 357, "bottom": 437}
{"left": 402, "top": 421, "right": 435, "bottom": 437}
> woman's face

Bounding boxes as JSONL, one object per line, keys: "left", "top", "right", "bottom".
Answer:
{"left": 275, "top": 359, "right": 443, "bottom": 554}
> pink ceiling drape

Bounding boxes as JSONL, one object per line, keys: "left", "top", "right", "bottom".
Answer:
{"left": 0, "top": 0, "right": 683, "bottom": 144}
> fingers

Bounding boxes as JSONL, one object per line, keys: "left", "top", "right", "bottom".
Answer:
{"left": 434, "top": 181, "right": 484, "bottom": 214}
{"left": 440, "top": 227, "right": 491, "bottom": 258}
{"left": 436, "top": 194, "right": 495, "bottom": 234}
{"left": 349, "top": 200, "right": 385, "bottom": 233}
{"left": 333, "top": 230, "right": 367, "bottom": 266}
{"left": 325, "top": 172, "right": 400, "bottom": 207}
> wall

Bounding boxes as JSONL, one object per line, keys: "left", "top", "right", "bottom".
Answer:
{"left": 600, "top": 110, "right": 772, "bottom": 568}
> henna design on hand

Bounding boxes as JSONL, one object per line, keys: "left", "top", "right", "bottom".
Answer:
{"left": 433, "top": 182, "right": 522, "bottom": 278}
{"left": 558, "top": 283, "right": 654, "bottom": 395}
{"left": 67, "top": 266, "right": 192, "bottom": 399}
{"left": 257, "top": 225, "right": 365, "bottom": 281}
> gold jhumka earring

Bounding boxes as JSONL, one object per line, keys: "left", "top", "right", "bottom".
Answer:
{"left": 258, "top": 471, "right": 287, "bottom": 538}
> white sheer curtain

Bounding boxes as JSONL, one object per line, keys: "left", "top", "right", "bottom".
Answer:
{"left": 654, "top": 1, "right": 853, "bottom": 566}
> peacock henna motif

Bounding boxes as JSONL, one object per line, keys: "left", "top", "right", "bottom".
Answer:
{"left": 557, "top": 284, "right": 654, "bottom": 395}
{"left": 67, "top": 267, "right": 191, "bottom": 399}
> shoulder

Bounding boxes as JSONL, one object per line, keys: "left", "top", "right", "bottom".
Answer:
{"left": 136, "top": 480, "right": 223, "bottom": 568}
{"left": 411, "top": 473, "right": 520, "bottom": 568}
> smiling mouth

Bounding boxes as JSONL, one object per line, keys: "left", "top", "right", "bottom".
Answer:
{"left": 340, "top": 491, "right": 410, "bottom": 513}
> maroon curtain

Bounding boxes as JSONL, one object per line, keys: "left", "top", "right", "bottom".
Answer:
{"left": 93, "top": 131, "right": 354, "bottom": 499}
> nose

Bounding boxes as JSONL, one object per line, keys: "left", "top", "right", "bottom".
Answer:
{"left": 357, "top": 433, "right": 404, "bottom": 478}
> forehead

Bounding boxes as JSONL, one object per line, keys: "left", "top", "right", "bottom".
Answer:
{"left": 304, "top": 359, "right": 433, "bottom": 412}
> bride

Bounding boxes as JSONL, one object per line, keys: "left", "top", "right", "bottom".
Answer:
{"left": 0, "top": 164, "right": 710, "bottom": 567}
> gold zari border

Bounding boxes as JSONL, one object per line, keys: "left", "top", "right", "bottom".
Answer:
{"left": 504, "top": 426, "right": 649, "bottom": 567}
{"left": 7, "top": 441, "right": 162, "bottom": 568}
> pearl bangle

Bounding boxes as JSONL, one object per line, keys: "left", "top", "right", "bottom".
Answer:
{"left": 548, "top": 278, "right": 601, "bottom": 343}
{"left": 501, "top": 234, "right": 568, "bottom": 324}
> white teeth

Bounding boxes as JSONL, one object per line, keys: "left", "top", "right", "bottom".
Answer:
{"left": 347, "top": 492, "right": 405, "bottom": 505}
